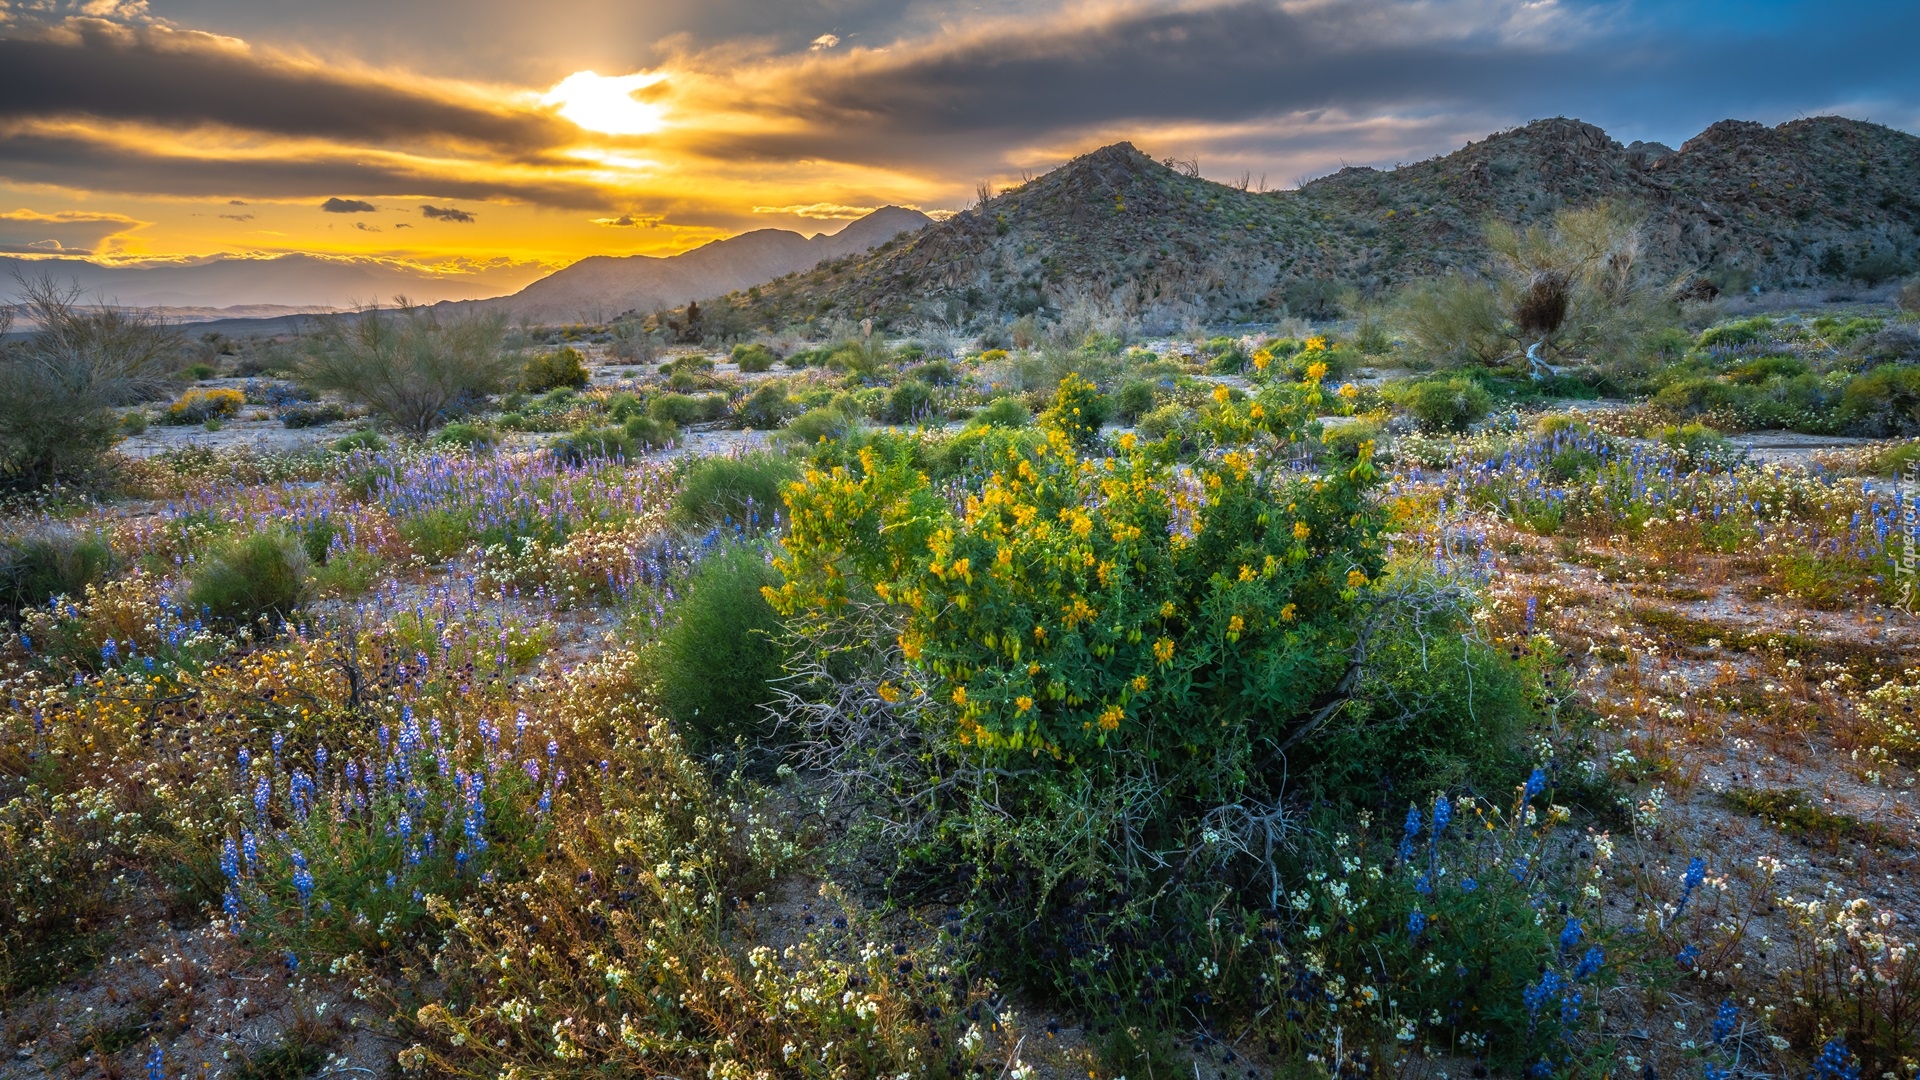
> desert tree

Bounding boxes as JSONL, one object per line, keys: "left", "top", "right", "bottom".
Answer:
{"left": 0, "top": 274, "right": 179, "bottom": 488}
{"left": 294, "top": 303, "right": 514, "bottom": 437}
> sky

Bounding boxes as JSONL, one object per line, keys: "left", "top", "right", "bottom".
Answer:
{"left": 0, "top": 0, "right": 1915, "bottom": 297}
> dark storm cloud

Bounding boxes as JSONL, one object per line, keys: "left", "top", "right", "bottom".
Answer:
{"left": 0, "top": 19, "right": 570, "bottom": 151}
{"left": 321, "top": 197, "right": 377, "bottom": 213}
{"left": 421, "top": 205, "right": 476, "bottom": 222}
{"left": 0, "top": 128, "right": 613, "bottom": 208}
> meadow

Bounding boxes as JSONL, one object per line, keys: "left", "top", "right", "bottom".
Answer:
{"left": 2, "top": 267, "right": 1919, "bottom": 1080}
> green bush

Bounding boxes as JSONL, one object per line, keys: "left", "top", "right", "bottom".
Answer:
{"left": 1695, "top": 316, "right": 1775, "bottom": 350}
{"left": 551, "top": 426, "right": 634, "bottom": 463}
{"left": 520, "top": 348, "right": 589, "bottom": 393}
{"left": 1837, "top": 366, "right": 1920, "bottom": 437}
{"left": 1113, "top": 379, "right": 1156, "bottom": 423}
{"left": 1320, "top": 418, "right": 1383, "bottom": 462}
{"left": 1401, "top": 376, "right": 1493, "bottom": 432}
{"left": 433, "top": 421, "right": 500, "bottom": 450}
{"left": 969, "top": 396, "right": 1029, "bottom": 429}
{"left": 730, "top": 342, "right": 776, "bottom": 373}
{"left": 735, "top": 383, "right": 797, "bottom": 430}
{"left": 654, "top": 544, "right": 787, "bottom": 754}
{"left": 0, "top": 528, "right": 116, "bottom": 612}
{"left": 675, "top": 452, "right": 799, "bottom": 529}
{"left": 882, "top": 381, "right": 935, "bottom": 424}
{"left": 279, "top": 402, "right": 346, "bottom": 428}
{"left": 296, "top": 308, "right": 513, "bottom": 436}
{"left": 621, "top": 415, "right": 678, "bottom": 449}
{"left": 777, "top": 405, "right": 862, "bottom": 447}
{"left": 910, "top": 359, "right": 956, "bottom": 385}
{"left": 605, "top": 392, "right": 644, "bottom": 421}
{"left": 1728, "top": 355, "right": 1810, "bottom": 384}
{"left": 331, "top": 429, "right": 386, "bottom": 453}
{"left": 1038, "top": 372, "right": 1110, "bottom": 447}
{"left": 119, "top": 410, "right": 150, "bottom": 435}
{"left": 648, "top": 393, "right": 726, "bottom": 426}
{"left": 186, "top": 531, "right": 311, "bottom": 624}
{"left": 1135, "top": 402, "right": 1191, "bottom": 443}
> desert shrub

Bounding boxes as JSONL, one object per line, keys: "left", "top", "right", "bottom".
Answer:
{"left": 331, "top": 429, "right": 386, "bottom": 452}
{"left": 1812, "top": 316, "right": 1885, "bottom": 348}
{"left": 604, "top": 391, "right": 643, "bottom": 421}
{"left": 159, "top": 387, "right": 246, "bottom": 425}
{"left": 1400, "top": 375, "right": 1493, "bottom": 432}
{"left": 295, "top": 308, "right": 513, "bottom": 436}
{"left": 654, "top": 543, "right": 786, "bottom": 754}
{"left": 910, "top": 359, "right": 956, "bottom": 385}
{"left": 777, "top": 404, "right": 862, "bottom": 446}
{"left": 608, "top": 318, "right": 663, "bottom": 363}
{"left": 674, "top": 452, "right": 799, "bottom": 530}
{"left": 1728, "top": 354, "right": 1809, "bottom": 383}
{"left": 1114, "top": 379, "right": 1156, "bottom": 423}
{"left": 1696, "top": 316, "right": 1775, "bottom": 350}
{"left": 970, "top": 396, "right": 1029, "bottom": 428}
{"left": 0, "top": 527, "right": 116, "bottom": 612}
{"left": 186, "top": 531, "right": 311, "bottom": 623}
{"left": 730, "top": 342, "right": 776, "bottom": 372}
{"left": 1037, "top": 372, "right": 1110, "bottom": 447}
{"left": 119, "top": 409, "right": 150, "bottom": 434}
{"left": 734, "top": 383, "right": 797, "bottom": 430}
{"left": 1837, "top": 366, "right": 1920, "bottom": 437}
{"left": 1395, "top": 275, "right": 1510, "bottom": 367}
{"left": 784, "top": 346, "right": 828, "bottom": 368}
{"left": 648, "top": 392, "right": 726, "bottom": 426}
{"left": 1849, "top": 327, "right": 1920, "bottom": 366}
{"left": 550, "top": 426, "right": 635, "bottom": 463}
{"left": 0, "top": 278, "right": 180, "bottom": 488}
{"left": 1320, "top": 418, "right": 1384, "bottom": 462}
{"left": 433, "top": 421, "right": 500, "bottom": 450}
{"left": 1655, "top": 422, "right": 1736, "bottom": 471}
{"left": 520, "top": 347, "right": 589, "bottom": 392}
{"left": 881, "top": 380, "right": 935, "bottom": 424}
{"left": 621, "top": 415, "right": 677, "bottom": 449}
{"left": 279, "top": 402, "right": 346, "bottom": 428}
{"left": 1900, "top": 277, "right": 1920, "bottom": 313}
{"left": 1135, "top": 402, "right": 1191, "bottom": 443}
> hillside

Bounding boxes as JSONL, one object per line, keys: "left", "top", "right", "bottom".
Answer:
{"left": 0, "top": 252, "right": 533, "bottom": 310}
{"left": 733, "top": 117, "right": 1920, "bottom": 329}
{"left": 482, "top": 206, "right": 932, "bottom": 321}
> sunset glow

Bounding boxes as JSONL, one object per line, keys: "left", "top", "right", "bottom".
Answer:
{"left": 542, "top": 70, "right": 670, "bottom": 137}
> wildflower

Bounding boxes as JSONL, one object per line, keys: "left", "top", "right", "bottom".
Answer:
{"left": 1408, "top": 910, "right": 1426, "bottom": 936}
{"left": 1809, "top": 1039, "right": 1859, "bottom": 1080}
{"left": 1130, "top": 674, "right": 1148, "bottom": 692}
{"left": 290, "top": 850, "right": 313, "bottom": 909}
{"left": 1099, "top": 705, "right": 1123, "bottom": 731}
{"left": 1574, "top": 946, "right": 1604, "bottom": 979}
{"left": 1524, "top": 767, "right": 1547, "bottom": 800}
{"left": 1347, "top": 569, "right": 1368, "bottom": 587}
{"left": 147, "top": 1042, "right": 164, "bottom": 1080}
{"left": 1559, "top": 917, "right": 1583, "bottom": 956}
{"left": 1432, "top": 794, "right": 1452, "bottom": 835}
{"left": 1676, "top": 943, "right": 1700, "bottom": 969}
{"left": 1712, "top": 999, "right": 1737, "bottom": 1044}
{"left": 1293, "top": 521, "right": 1311, "bottom": 540}
{"left": 952, "top": 686, "right": 967, "bottom": 706}
{"left": 1674, "top": 856, "right": 1706, "bottom": 916}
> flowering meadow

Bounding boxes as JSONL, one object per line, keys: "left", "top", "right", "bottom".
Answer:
{"left": 2, "top": 317, "right": 1917, "bottom": 1080}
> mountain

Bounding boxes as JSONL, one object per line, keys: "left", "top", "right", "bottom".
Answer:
{"left": 731, "top": 117, "right": 1920, "bottom": 329}
{"left": 0, "top": 253, "right": 537, "bottom": 313}
{"left": 480, "top": 206, "right": 933, "bottom": 320}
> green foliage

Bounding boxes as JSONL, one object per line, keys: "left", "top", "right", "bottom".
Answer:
{"left": 734, "top": 383, "right": 797, "bottom": 430}
{"left": 648, "top": 392, "right": 727, "bottom": 426}
{"left": 550, "top": 426, "right": 636, "bottom": 464}
{"left": 730, "top": 342, "right": 776, "bottom": 372}
{"left": 674, "top": 452, "right": 799, "bottom": 530}
{"left": 1395, "top": 274, "right": 1511, "bottom": 367}
{"left": 1400, "top": 375, "right": 1493, "bottom": 432}
{"left": 621, "top": 415, "right": 678, "bottom": 449}
{"left": 777, "top": 404, "right": 862, "bottom": 447}
{"left": 434, "top": 421, "right": 501, "bottom": 450}
{"left": 186, "top": 531, "right": 311, "bottom": 624}
{"left": 0, "top": 527, "right": 116, "bottom": 612}
{"left": 296, "top": 308, "right": 513, "bottom": 436}
{"left": 1037, "top": 372, "right": 1111, "bottom": 448}
{"left": 1811, "top": 316, "right": 1884, "bottom": 347}
{"left": 1113, "top": 379, "right": 1156, "bottom": 423}
{"left": 331, "top": 429, "right": 386, "bottom": 453}
{"left": 654, "top": 544, "right": 786, "bottom": 754}
{"left": 881, "top": 380, "right": 935, "bottom": 424}
{"left": 520, "top": 347, "right": 589, "bottom": 393}
{"left": 1728, "top": 354, "right": 1809, "bottom": 384}
{"left": 969, "top": 396, "right": 1029, "bottom": 429}
{"left": 1837, "top": 365, "right": 1920, "bottom": 437}
{"left": 1136, "top": 402, "right": 1192, "bottom": 444}
{"left": 1696, "top": 316, "right": 1775, "bottom": 349}
{"left": 279, "top": 402, "right": 346, "bottom": 428}
{"left": 119, "top": 410, "right": 150, "bottom": 435}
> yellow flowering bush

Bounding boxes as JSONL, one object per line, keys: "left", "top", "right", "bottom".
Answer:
{"left": 161, "top": 386, "right": 246, "bottom": 425}
{"left": 768, "top": 368, "right": 1382, "bottom": 763}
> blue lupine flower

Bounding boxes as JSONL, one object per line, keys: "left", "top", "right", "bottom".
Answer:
{"left": 1460, "top": 877, "right": 1478, "bottom": 892}
{"left": 1677, "top": 943, "right": 1700, "bottom": 968}
{"left": 1524, "top": 767, "right": 1547, "bottom": 800}
{"left": 1559, "top": 988, "right": 1581, "bottom": 1025}
{"left": 1559, "top": 917, "right": 1583, "bottom": 955}
{"left": 1574, "top": 946, "right": 1604, "bottom": 979}
{"left": 147, "top": 1042, "right": 164, "bottom": 1080}
{"left": 1712, "top": 999, "right": 1737, "bottom": 1044}
{"left": 1510, "top": 855, "right": 1529, "bottom": 882}
{"left": 1810, "top": 1039, "right": 1858, "bottom": 1080}
{"left": 1408, "top": 910, "right": 1427, "bottom": 936}
{"left": 1431, "top": 794, "right": 1452, "bottom": 835}
{"left": 290, "top": 850, "right": 313, "bottom": 909}
{"left": 1675, "top": 857, "right": 1706, "bottom": 916}
{"left": 1704, "top": 1065, "right": 1729, "bottom": 1080}
{"left": 1403, "top": 804, "right": 1422, "bottom": 838}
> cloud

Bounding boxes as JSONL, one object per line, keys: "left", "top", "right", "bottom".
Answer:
{"left": 353, "top": 221, "right": 380, "bottom": 231}
{"left": 217, "top": 212, "right": 254, "bottom": 221}
{"left": 751, "top": 202, "right": 878, "bottom": 219}
{"left": 421, "top": 204, "right": 476, "bottom": 222}
{"left": 0, "top": 19, "right": 570, "bottom": 150}
{"left": 0, "top": 206, "right": 144, "bottom": 254}
{"left": 227, "top": 198, "right": 247, "bottom": 205}
{"left": 809, "top": 33, "right": 839, "bottom": 50}
{"left": 321, "top": 197, "right": 376, "bottom": 213}
{"left": 592, "top": 213, "right": 661, "bottom": 227}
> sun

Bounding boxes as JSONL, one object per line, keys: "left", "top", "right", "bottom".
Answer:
{"left": 542, "top": 70, "right": 668, "bottom": 136}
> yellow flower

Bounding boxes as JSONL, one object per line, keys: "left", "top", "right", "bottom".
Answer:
{"left": 1281, "top": 603, "right": 1297, "bottom": 622}
{"left": 1118, "top": 432, "right": 1137, "bottom": 451}
{"left": 1159, "top": 601, "right": 1176, "bottom": 618}
{"left": 877, "top": 681, "right": 901, "bottom": 703}
{"left": 900, "top": 634, "right": 922, "bottom": 660}
{"left": 1212, "top": 384, "right": 1231, "bottom": 404}
{"left": 1252, "top": 350, "right": 1272, "bottom": 371}
{"left": 1131, "top": 674, "right": 1148, "bottom": 692}
{"left": 1293, "top": 521, "right": 1311, "bottom": 540}
{"left": 1306, "top": 361, "right": 1328, "bottom": 382}
{"left": 1228, "top": 614, "right": 1245, "bottom": 635}
{"left": 1238, "top": 564, "right": 1256, "bottom": 582}
{"left": 952, "top": 686, "right": 968, "bottom": 705}
{"left": 1305, "top": 335, "right": 1328, "bottom": 352}
{"left": 1015, "top": 695, "right": 1034, "bottom": 714}
{"left": 1153, "top": 637, "right": 1175, "bottom": 664}
{"left": 1346, "top": 569, "right": 1369, "bottom": 587}
{"left": 1098, "top": 705, "right": 1123, "bottom": 731}
{"left": 1338, "top": 382, "right": 1359, "bottom": 399}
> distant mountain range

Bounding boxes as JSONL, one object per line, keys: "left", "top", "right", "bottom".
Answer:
{"left": 454, "top": 206, "right": 932, "bottom": 321}
{"left": 733, "top": 116, "right": 1920, "bottom": 330}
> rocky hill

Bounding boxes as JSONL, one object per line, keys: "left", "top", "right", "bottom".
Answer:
{"left": 481, "top": 206, "right": 931, "bottom": 321}
{"left": 733, "top": 117, "right": 1920, "bottom": 329}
